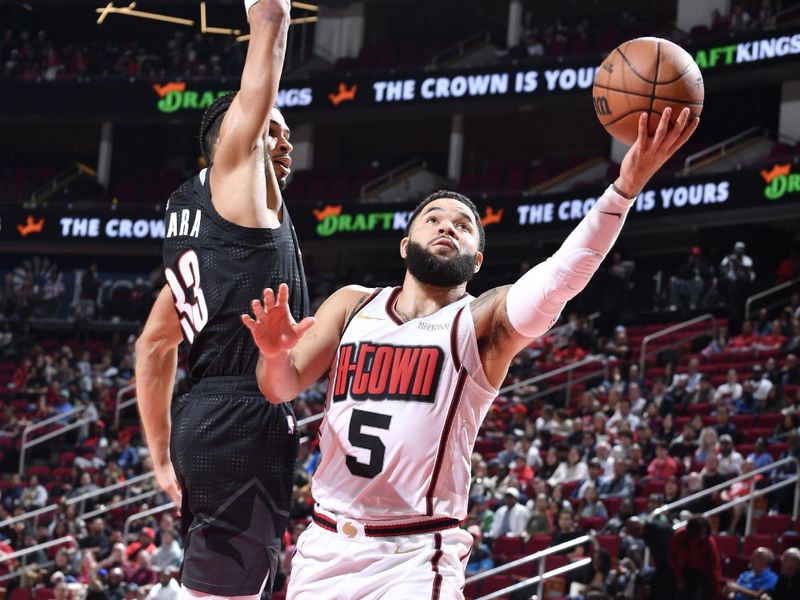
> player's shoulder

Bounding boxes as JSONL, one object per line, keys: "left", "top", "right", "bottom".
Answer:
{"left": 331, "top": 285, "right": 376, "bottom": 308}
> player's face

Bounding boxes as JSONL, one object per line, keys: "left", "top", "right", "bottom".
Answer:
{"left": 401, "top": 198, "right": 483, "bottom": 287}
{"left": 267, "top": 109, "right": 293, "bottom": 191}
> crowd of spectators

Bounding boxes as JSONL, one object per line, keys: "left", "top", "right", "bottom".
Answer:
{"left": 0, "top": 259, "right": 796, "bottom": 599}
{"left": 1, "top": 28, "right": 244, "bottom": 82}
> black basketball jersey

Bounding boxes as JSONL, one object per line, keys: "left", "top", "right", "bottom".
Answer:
{"left": 162, "top": 168, "right": 310, "bottom": 387}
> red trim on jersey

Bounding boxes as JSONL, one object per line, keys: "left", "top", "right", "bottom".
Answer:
{"left": 450, "top": 307, "right": 464, "bottom": 371}
{"left": 385, "top": 286, "right": 404, "bottom": 325}
{"left": 430, "top": 533, "right": 443, "bottom": 600}
{"left": 311, "top": 510, "right": 459, "bottom": 537}
{"left": 425, "top": 368, "right": 468, "bottom": 516}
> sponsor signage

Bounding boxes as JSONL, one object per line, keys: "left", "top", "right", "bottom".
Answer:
{"left": 0, "top": 165, "right": 794, "bottom": 248}
{"left": 1, "top": 28, "right": 798, "bottom": 118}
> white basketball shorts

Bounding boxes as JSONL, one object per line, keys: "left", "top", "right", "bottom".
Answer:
{"left": 287, "top": 518, "right": 473, "bottom": 600}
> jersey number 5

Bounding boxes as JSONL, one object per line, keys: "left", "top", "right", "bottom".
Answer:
{"left": 165, "top": 250, "right": 208, "bottom": 343}
{"left": 346, "top": 409, "right": 391, "bottom": 479}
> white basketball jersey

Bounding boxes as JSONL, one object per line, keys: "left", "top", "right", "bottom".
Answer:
{"left": 312, "top": 286, "right": 498, "bottom": 523}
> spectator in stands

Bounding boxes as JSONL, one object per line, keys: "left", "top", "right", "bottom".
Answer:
{"left": 468, "top": 495, "right": 494, "bottom": 534}
{"left": 771, "top": 547, "right": 800, "bottom": 600}
{"left": 594, "top": 441, "right": 614, "bottom": 477}
{"left": 129, "top": 550, "right": 158, "bottom": 587}
{"left": 758, "top": 321, "right": 788, "bottom": 352}
{"left": 535, "top": 404, "right": 557, "bottom": 435}
{"left": 574, "top": 458, "right": 604, "bottom": 499}
{"left": 510, "top": 455, "right": 534, "bottom": 488}
{"left": 648, "top": 440, "right": 679, "bottom": 479}
{"left": 145, "top": 565, "right": 180, "bottom": 600}
{"left": 669, "top": 424, "right": 700, "bottom": 461}
{"left": 730, "top": 321, "right": 758, "bottom": 351}
{"left": 670, "top": 246, "right": 715, "bottom": 311}
{"left": 726, "top": 547, "right": 778, "bottom": 599}
{"left": 524, "top": 493, "right": 551, "bottom": 536}
{"left": 577, "top": 484, "right": 607, "bottom": 519}
{"left": 649, "top": 377, "right": 675, "bottom": 417}
{"left": 548, "top": 446, "right": 587, "bottom": 487}
{"left": 463, "top": 525, "right": 494, "bottom": 581}
{"left": 607, "top": 399, "right": 640, "bottom": 434}
{"left": 149, "top": 528, "right": 181, "bottom": 571}
{"left": 488, "top": 488, "right": 529, "bottom": 539}
{"left": 773, "top": 413, "right": 797, "bottom": 442}
{"left": 2, "top": 473, "right": 24, "bottom": 511}
{"left": 20, "top": 474, "right": 48, "bottom": 509}
{"left": 747, "top": 437, "right": 773, "bottom": 469}
{"left": 79, "top": 517, "right": 111, "bottom": 560}
{"left": 537, "top": 447, "right": 560, "bottom": 481}
{"left": 599, "top": 459, "right": 634, "bottom": 500}
{"left": 604, "top": 326, "right": 631, "bottom": 361}
{"left": 715, "top": 406, "right": 739, "bottom": 441}
{"left": 551, "top": 509, "right": 586, "bottom": 558}
{"left": 553, "top": 334, "right": 587, "bottom": 364}
{"left": 573, "top": 548, "right": 613, "bottom": 596}
{"left": 786, "top": 321, "right": 800, "bottom": 355}
{"left": 496, "top": 435, "right": 518, "bottom": 467}
{"left": 782, "top": 354, "right": 799, "bottom": 385}
{"left": 721, "top": 459, "right": 760, "bottom": 533}
{"left": 690, "top": 375, "right": 716, "bottom": 405}
{"left": 695, "top": 427, "right": 719, "bottom": 463}
{"left": 715, "top": 369, "right": 744, "bottom": 408}
{"left": 628, "top": 382, "right": 647, "bottom": 416}
{"left": 749, "top": 365, "right": 777, "bottom": 413}
{"left": 505, "top": 404, "right": 529, "bottom": 436}
{"left": 125, "top": 528, "right": 156, "bottom": 562}
{"left": 717, "top": 434, "right": 743, "bottom": 476}
{"left": 669, "top": 515, "right": 722, "bottom": 599}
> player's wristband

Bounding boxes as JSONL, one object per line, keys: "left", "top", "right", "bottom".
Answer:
{"left": 610, "top": 182, "right": 636, "bottom": 200}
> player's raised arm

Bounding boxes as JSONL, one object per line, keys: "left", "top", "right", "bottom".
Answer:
{"left": 242, "top": 284, "right": 371, "bottom": 403}
{"left": 135, "top": 285, "right": 185, "bottom": 505}
{"left": 471, "top": 108, "right": 699, "bottom": 388}
{"left": 213, "top": 0, "right": 290, "bottom": 172}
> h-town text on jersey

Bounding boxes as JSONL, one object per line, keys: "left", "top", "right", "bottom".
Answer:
{"left": 332, "top": 342, "right": 443, "bottom": 403}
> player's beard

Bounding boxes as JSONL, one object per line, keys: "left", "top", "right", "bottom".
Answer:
{"left": 404, "top": 241, "right": 476, "bottom": 287}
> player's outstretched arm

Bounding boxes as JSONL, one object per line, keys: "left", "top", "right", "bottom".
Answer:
{"left": 135, "top": 285, "right": 185, "bottom": 505}
{"left": 472, "top": 108, "right": 699, "bottom": 389}
{"left": 242, "top": 284, "right": 370, "bottom": 403}
{"left": 213, "top": 0, "right": 290, "bottom": 173}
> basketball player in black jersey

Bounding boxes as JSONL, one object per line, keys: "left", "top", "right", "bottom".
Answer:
{"left": 135, "top": 1, "right": 309, "bottom": 598}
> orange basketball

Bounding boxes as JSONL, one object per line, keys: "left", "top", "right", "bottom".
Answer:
{"left": 592, "top": 37, "right": 704, "bottom": 145}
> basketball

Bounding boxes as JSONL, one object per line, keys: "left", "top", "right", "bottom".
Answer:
{"left": 593, "top": 37, "right": 704, "bottom": 145}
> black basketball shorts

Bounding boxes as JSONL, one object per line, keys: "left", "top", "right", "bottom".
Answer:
{"left": 170, "top": 376, "right": 299, "bottom": 596}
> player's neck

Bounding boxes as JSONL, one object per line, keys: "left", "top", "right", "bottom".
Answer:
{"left": 394, "top": 273, "right": 467, "bottom": 321}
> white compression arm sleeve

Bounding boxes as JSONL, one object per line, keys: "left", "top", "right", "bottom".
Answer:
{"left": 506, "top": 184, "right": 636, "bottom": 338}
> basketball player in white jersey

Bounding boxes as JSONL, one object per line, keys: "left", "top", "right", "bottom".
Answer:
{"left": 242, "top": 108, "right": 698, "bottom": 599}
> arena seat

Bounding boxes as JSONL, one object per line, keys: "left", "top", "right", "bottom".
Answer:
{"left": 740, "top": 534, "right": 777, "bottom": 557}
{"left": 713, "top": 534, "right": 740, "bottom": 560}
{"left": 524, "top": 535, "right": 552, "bottom": 554}
{"left": 492, "top": 535, "right": 523, "bottom": 563}
{"left": 596, "top": 535, "right": 621, "bottom": 558}
{"left": 480, "top": 574, "right": 514, "bottom": 595}
{"left": 754, "top": 515, "right": 792, "bottom": 535}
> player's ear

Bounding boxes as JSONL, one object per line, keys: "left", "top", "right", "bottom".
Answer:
{"left": 400, "top": 236, "right": 409, "bottom": 259}
{"left": 474, "top": 251, "right": 484, "bottom": 274}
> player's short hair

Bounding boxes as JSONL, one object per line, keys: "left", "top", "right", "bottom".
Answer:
{"left": 199, "top": 92, "right": 237, "bottom": 166}
{"left": 405, "top": 190, "right": 485, "bottom": 251}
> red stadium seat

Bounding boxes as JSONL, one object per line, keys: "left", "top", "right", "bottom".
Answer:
{"left": 713, "top": 534, "right": 740, "bottom": 560}
{"left": 492, "top": 535, "right": 523, "bottom": 563}
{"left": 480, "top": 574, "right": 514, "bottom": 595}
{"left": 9, "top": 589, "right": 31, "bottom": 600}
{"left": 578, "top": 516, "right": 606, "bottom": 532}
{"left": 463, "top": 581, "right": 482, "bottom": 599}
{"left": 755, "top": 515, "right": 792, "bottom": 536}
{"left": 524, "top": 536, "right": 552, "bottom": 555}
{"left": 596, "top": 535, "right": 621, "bottom": 558}
{"left": 740, "top": 534, "right": 777, "bottom": 557}
{"left": 779, "top": 535, "right": 800, "bottom": 553}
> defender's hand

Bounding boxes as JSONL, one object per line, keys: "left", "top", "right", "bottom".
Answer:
{"left": 615, "top": 107, "right": 699, "bottom": 197}
{"left": 154, "top": 459, "right": 182, "bottom": 508}
{"left": 241, "top": 283, "right": 316, "bottom": 358}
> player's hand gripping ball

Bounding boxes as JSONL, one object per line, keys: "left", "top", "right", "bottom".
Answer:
{"left": 593, "top": 37, "right": 704, "bottom": 145}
